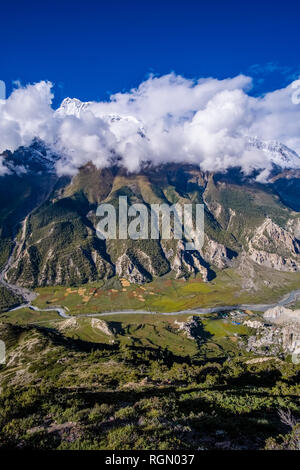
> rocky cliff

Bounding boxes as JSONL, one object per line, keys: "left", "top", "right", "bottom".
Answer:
{"left": 0, "top": 147, "right": 299, "bottom": 288}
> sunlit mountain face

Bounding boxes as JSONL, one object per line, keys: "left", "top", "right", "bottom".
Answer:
{"left": 1, "top": 0, "right": 300, "bottom": 453}
{"left": 0, "top": 136, "right": 299, "bottom": 291}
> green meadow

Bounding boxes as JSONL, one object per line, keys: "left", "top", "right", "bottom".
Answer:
{"left": 31, "top": 269, "right": 300, "bottom": 315}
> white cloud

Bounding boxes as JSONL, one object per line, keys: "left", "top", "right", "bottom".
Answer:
{"left": 0, "top": 73, "right": 299, "bottom": 178}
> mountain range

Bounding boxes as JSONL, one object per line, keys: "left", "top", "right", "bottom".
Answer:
{"left": 0, "top": 135, "right": 299, "bottom": 294}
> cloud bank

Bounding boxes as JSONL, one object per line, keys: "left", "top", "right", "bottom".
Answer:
{"left": 0, "top": 73, "right": 300, "bottom": 178}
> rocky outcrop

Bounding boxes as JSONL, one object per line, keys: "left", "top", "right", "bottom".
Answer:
{"left": 287, "top": 218, "right": 300, "bottom": 239}
{"left": 252, "top": 218, "right": 299, "bottom": 251}
{"left": 235, "top": 253, "right": 261, "bottom": 290}
{"left": 174, "top": 315, "right": 206, "bottom": 346}
{"left": 246, "top": 325, "right": 284, "bottom": 356}
{"left": 115, "top": 253, "right": 151, "bottom": 284}
{"left": 174, "top": 316, "right": 199, "bottom": 339}
{"left": 245, "top": 308, "right": 300, "bottom": 356}
{"left": 2, "top": 152, "right": 300, "bottom": 289}
{"left": 263, "top": 306, "right": 300, "bottom": 355}
{"left": 243, "top": 320, "right": 264, "bottom": 329}
{"left": 247, "top": 219, "right": 300, "bottom": 272}
{"left": 6, "top": 243, "right": 115, "bottom": 288}
{"left": 90, "top": 319, "right": 113, "bottom": 336}
{"left": 281, "top": 325, "right": 300, "bottom": 355}
{"left": 264, "top": 306, "right": 300, "bottom": 324}
{"left": 201, "top": 239, "right": 236, "bottom": 269}
{"left": 58, "top": 317, "right": 79, "bottom": 332}
{"left": 162, "top": 240, "right": 209, "bottom": 281}
{"left": 247, "top": 248, "right": 299, "bottom": 272}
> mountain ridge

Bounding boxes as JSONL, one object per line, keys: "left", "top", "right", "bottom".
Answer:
{"left": 0, "top": 144, "right": 299, "bottom": 292}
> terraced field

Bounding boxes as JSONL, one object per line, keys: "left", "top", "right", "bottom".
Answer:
{"left": 31, "top": 269, "right": 300, "bottom": 315}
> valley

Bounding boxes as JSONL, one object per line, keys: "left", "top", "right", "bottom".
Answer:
{"left": 30, "top": 271, "right": 300, "bottom": 315}
{"left": 1, "top": 2, "right": 300, "bottom": 453}
{"left": 0, "top": 143, "right": 299, "bottom": 451}
{"left": 1, "top": 295, "right": 299, "bottom": 450}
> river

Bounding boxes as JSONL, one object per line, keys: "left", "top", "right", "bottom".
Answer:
{"left": 8, "top": 288, "right": 300, "bottom": 320}
{"left": 3, "top": 220, "right": 300, "bottom": 320}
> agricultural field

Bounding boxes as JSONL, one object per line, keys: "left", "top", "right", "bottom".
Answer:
{"left": 1, "top": 263, "right": 300, "bottom": 451}
{"left": 31, "top": 269, "right": 300, "bottom": 315}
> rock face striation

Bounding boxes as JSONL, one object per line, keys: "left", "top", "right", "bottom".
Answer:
{"left": 247, "top": 219, "right": 300, "bottom": 272}
{"left": 90, "top": 319, "right": 113, "bottom": 336}
{"left": 174, "top": 316, "right": 207, "bottom": 347}
{"left": 0, "top": 143, "right": 299, "bottom": 288}
{"left": 263, "top": 305, "right": 300, "bottom": 324}
{"left": 245, "top": 306, "right": 300, "bottom": 357}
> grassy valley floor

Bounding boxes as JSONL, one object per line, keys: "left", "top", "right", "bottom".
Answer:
{"left": 30, "top": 269, "right": 300, "bottom": 315}
{"left": 0, "top": 270, "right": 299, "bottom": 450}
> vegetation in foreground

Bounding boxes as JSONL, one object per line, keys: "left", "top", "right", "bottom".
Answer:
{"left": 0, "top": 286, "right": 22, "bottom": 314}
{"left": 0, "top": 310, "right": 299, "bottom": 450}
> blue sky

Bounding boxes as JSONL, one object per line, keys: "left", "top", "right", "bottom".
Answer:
{"left": 1, "top": 0, "right": 300, "bottom": 106}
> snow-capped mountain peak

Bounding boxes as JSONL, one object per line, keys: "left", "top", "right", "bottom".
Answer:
{"left": 56, "top": 97, "right": 92, "bottom": 118}
{"left": 57, "top": 97, "right": 140, "bottom": 124}
{"left": 247, "top": 136, "right": 300, "bottom": 169}
{"left": 2, "top": 138, "right": 59, "bottom": 175}
{"left": 55, "top": 99, "right": 300, "bottom": 173}
{"left": 56, "top": 97, "right": 147, "bottom": 138}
